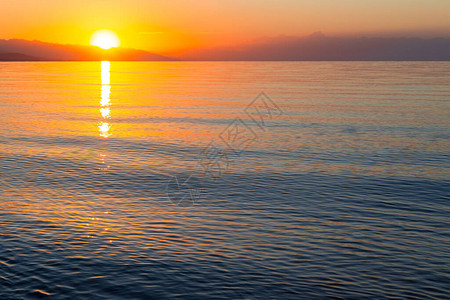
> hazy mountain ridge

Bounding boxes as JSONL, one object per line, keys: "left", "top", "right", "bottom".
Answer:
{"left": 179, "top": 33, "right": 450, "bottom": 61}
{"left": 0, "top": 52, "right": 41, "bottom": 61}
{"left": 0, "top": 39, "right": 175, "bottom": 61}
{"left": 1, "top": 34, "right": 450, "bottom": 61}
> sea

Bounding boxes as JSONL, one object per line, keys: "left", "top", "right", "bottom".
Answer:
{"left": 0, "top": 61, "right": 449, "bottom": 299}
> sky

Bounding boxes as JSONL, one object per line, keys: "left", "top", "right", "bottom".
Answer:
{"left": 1, "top": 0, "right": 449, "bottom": 54}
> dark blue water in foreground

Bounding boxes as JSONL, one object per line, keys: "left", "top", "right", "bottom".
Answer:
{"left": 1, "top": 62, "right": 449, "bottom": 299}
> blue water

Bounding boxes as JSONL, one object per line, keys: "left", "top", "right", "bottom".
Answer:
{"left": 0, "top": 62, "right": 449, "bottom": 299}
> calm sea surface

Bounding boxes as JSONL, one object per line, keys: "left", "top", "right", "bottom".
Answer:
{"left": 0, "top": 62, "right": 449, "bottom": 299}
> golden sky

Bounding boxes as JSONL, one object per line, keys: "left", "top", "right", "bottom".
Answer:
{"left": 1, "top": 0, "right": 449, "bottom": 54}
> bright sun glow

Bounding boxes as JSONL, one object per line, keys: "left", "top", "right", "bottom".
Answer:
{"left": 90, "top": 29, "right": 120, "bottom": 49}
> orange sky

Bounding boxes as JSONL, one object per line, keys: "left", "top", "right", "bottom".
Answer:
{"left": 1, "top": 0, "right": 449, "bottom": 54}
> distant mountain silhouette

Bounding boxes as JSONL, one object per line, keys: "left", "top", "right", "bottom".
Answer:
{"left": 0, "top": 52, "right": 41, "bottom": 61}
{"left": 2, "top": 35, "right": 450, "bottom": 61}
{"left": 179, "top": 33, "right": 450, "bottom": 61}
{"left": 0, "top": 39, "right": 175, "bottom": 61}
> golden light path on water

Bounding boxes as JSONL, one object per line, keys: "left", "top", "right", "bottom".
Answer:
{"left": 99, "top": 61, "right": 111, "bottom": 138}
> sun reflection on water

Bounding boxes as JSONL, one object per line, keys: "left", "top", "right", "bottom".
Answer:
{"left": 100, "top": 107, "right": 111, "bottom": 119}
{"left": 100, "top": 60, "right": 110, "bottom": 84}
{"left": 100, "top": 86, "right": 111, "bottom": 107}
{"left": 99, "top": 61, "right": 111, "bottom": 137}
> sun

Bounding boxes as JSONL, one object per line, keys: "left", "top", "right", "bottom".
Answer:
{"left": 90, "top": 29, "right": 120, "bottom": 49}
